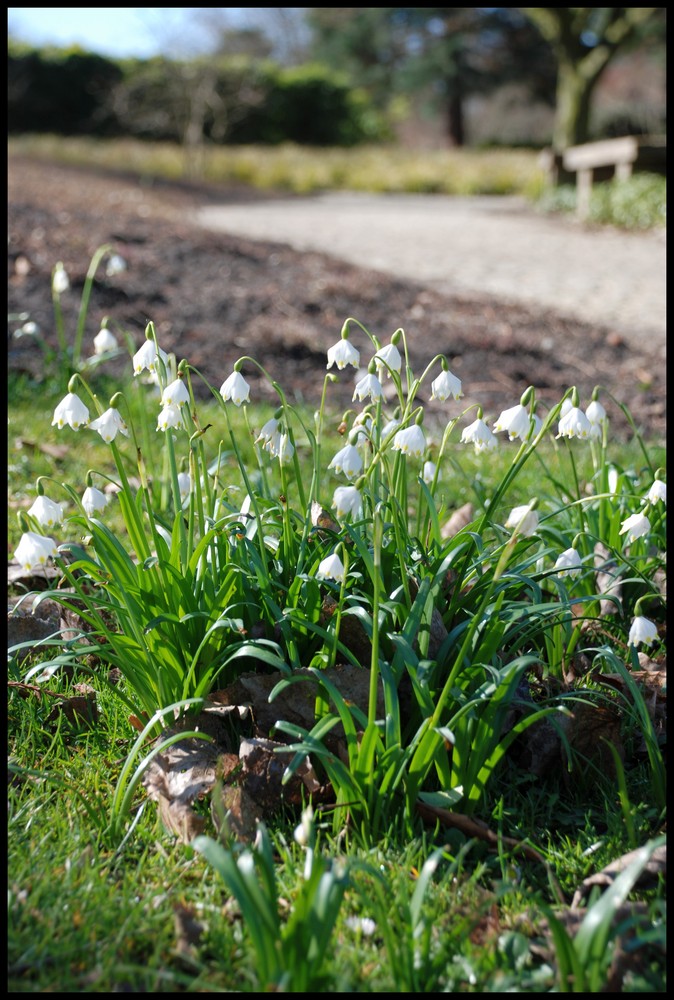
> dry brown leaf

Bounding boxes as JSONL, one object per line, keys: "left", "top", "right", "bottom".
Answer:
{"left": 441, "top": 501, "right": 474, "bottom": 539}
{"left": 571, "top": 844, "right": 666, "bottom": 908}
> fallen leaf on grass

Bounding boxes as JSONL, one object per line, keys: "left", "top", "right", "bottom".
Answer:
{"left": 441, "top": 501, "right": 474, "bottom": 539}
{"left": 15, "top": 437, "right": 70, "bottom": 460}
{"left": 571, "top": 843, "right": 666, "bottom": 908}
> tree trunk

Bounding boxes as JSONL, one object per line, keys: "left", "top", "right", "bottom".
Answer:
{"left": 446, "top": 89, "right": 465, "bottom": 147}
{"left": 553, "top": 59, "right": 595, "bottom": 150}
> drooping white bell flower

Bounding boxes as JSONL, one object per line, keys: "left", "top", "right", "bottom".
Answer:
{"left": 255, "top": 417, "right": 279, "bottom": 447}
{"left": 220, "top": 371, "right": 251, "bottom": 406}
{"left": 93, "top": 328, "right": 118, "bottom": 355}
{"left": 89, "top": 407, "right": 129, "bottom": 443}
{"left": 105, "top": 254, "right": 127, "bottom": 276}
{"left": 161, "top": 378, "right": 190, "bottom": 407}
{"left": 461, "top": 417, "right": 497, "bottom": 453}
{"left": 81, "top": 486, "right": 108, "bottom": 517}
{"left": 493, "top": 403, "right": 532, "bottom": 442}
{"left": 352, "top": 413, "right": 373, "bottom": 446}
{"left": 628, "top": 615, "right": 659, "bottom": 648}
{"left": 381, "top": 417, "right": 401, "bottom": 440}
{"left": 619, "top": 511, "right": 650, "bottom": 543}
{"left": 422, "top": 460, "right": 437, "bottom": 485}
{"left": 373, "top": 343, "right": 402, "bottom": 380}
{"left": 327, "top": 339, "right": 360, "bottom": 371}
{"left": 277, "top": 433, "right": 295, "bottom": 465}
{"left": 27, "top": 495, "right": 64, "bottom": 529}
{"left": 553, "top": 547, "right": 582, "bottom": 577}
{"left": 14, "top": 531, "right": 58, "bottom": 571}
{"left": 133, "top": 340, "right": 168, "bottom": 376}
{"left": 316, "top": 552, "right": 346, "bottom": 583}
{"left": 177, "top": 472, "right": 192, "bottom": 501}
{"left": 557, "top": 406, "right": 592, "bottom": 440}
{"left": 293, "top": 804, "right": 314, "bottom": 847}
{"left": 392, "top": 424, "right": 426, "bottom": 458}
{"left": 646, "top": 479, "right": 666, "bottom": 505}
{"left": 332, "top": 485, "right": 363, "bottom": 520}
{"left": 353, "top": 372, "right": 384, "bottom": 403}
{"left": 157, "top": 404, "right": 183, "bottom": 432}
{"left": 505, "top": 504, "right": 539, "bottom": 537}
{"left": 430, "top": 368, "right": 463, "bottom": 402}
{"left": 52, "top": 392, "right": 89, "bottom": 430}
{"left": 585, "top": 399, "right": 608, "bottom": 432}
{"left": 328, "top": 443, "right": 363, "bottom": 480}
{"left": 52, "top": 263, "right": 69, "bottom": 294}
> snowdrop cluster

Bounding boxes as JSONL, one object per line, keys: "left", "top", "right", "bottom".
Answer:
{"left": 13, "top": 306, "right": 665, "bottom": 670}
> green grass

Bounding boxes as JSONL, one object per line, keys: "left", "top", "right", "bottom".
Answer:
{"left": 9, "top": 133, "right": 547, "bottom": 197}
{"left": 8, "top": 671, "right": 666, "bottom": 991}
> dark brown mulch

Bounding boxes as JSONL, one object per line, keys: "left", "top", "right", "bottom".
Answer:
{"left": 8, "top": 155, "right": 666, "bottom": 440}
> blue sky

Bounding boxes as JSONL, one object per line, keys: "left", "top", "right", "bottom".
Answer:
{"left": 7, "top": 7, "right": 240, "bottom": 58}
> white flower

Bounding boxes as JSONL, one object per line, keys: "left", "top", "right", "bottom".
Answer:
{"left": 345, "top": 916, "right": 377, "bottom": 937}
{"left": 373, "top": 342, "right": 402, "bottom": 380}
{"left": 422, "top": 460, "right": 437, "bottom": 484}
{"left": 14, "top": 531, "right": 58, "bottom": 571}
{"left": 177, "top": 473, "right": 191, "bottom": 501}
{"left": 553, "top": 547, "right": 582, "bottom": 578}
{"left": 161, "top": 378, "right": 190, "bottom": 407}
{"left": 93, "top": 328, "right": 118, "bottom": 355}
{"left": 352, "top": 413, "right": 373, "bottom": 446}
{"left": 381, "top": 417, "right": 401, "bottom": 440}
{"left": 557, "top": 406, "right": 592, "bottom": 440}
{"left": 157, "top": 404, "right": 183, "bottom": 432}
{"left": 327, "top": 339, "right": 360, "bottom": 370}
{"left": 52, "top": 263, "right": 69, "bottom": 294}
{"left": 255, "top": 417, "right": 279, "bottom": 446}
{"left": 505, "top": 504, "right": 539, "bottom": 537}
{"left": 332, "top": 485, "right": 363, "bottom": 520}
{"left": 628, "top": 615, "right": 659, "bottom": 648}
{"left": 277, "top": 433, "right": 295, "bottom": 465}
{"left": 328, "top": 444, "right": 363, "bottom": 480}
{"left": 316, "top": 552, "right": 346, "bottom": 583}
{"left": 392, "top": 424, "right": 426, "bottom": 457}
{"left": 89, "top": 407, "right": 129, "bottom": 443}
{"left": 461, "top": 417, "right": 497, "bottom": 453}
{"left": 52, "top": 392, "right": 89, "bottom": 430}
{"left": 105, "top": 254, "right": 127, "bottom": 276}
{"left": 585, "top": 400, "right": 608, "bottom": 432}
{"left": 560, "top": 397, "right": 573, "bottom": 417}
{"left": 619, "top": 511, "right": 650, "bottom": 543}
{"left": 133, "top": 340, "right": 168, "bottom": 376}
{"left": 353, "top": 372, "right": 383, "bottom": 403}
{"left": 293, "top": 804, "right": 314, "bottom": 847}
{"left": 646, "top": 479, "right": 666, "bottom": 505}
{"left": 607, "top": 466, "right": 620, "bottom": 495}
{"left": 27, "top": 495, "right": 63, "bottom": 529}
{"left": 493, "top": 404, "right": 532, "bottom": 442}
{"left": 220, "top": 371, "right": 250, "bottom": 406}
{"left": 430, "top": 368, "right": 463, "bottom": 402}
{"left": 81, "top": 486, "right": 108, "bottom": 516}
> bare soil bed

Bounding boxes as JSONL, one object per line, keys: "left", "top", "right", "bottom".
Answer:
{"left": 8, "top": 155, "right": 666, "bottom": 440}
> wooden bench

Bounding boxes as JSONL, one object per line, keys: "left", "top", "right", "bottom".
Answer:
{"left": 540, "top": 135, "right": 667, "bottom": 220}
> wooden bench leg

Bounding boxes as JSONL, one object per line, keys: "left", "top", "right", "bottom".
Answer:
{"left": 576, "top": 168, "right": 592, "bottom": 220}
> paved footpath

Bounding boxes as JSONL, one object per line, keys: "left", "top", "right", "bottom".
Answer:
{"left": 193, "top": 192, "right": 666, "bottom": 348}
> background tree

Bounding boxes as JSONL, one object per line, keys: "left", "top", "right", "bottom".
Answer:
{"left": 520, "top": 7, "right": 665, "bottom": 149}
{"left": 306, "top": 7, "right": 555, "bottom": 146}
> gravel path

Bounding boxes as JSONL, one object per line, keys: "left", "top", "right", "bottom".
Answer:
{"left": 194, "top": 192, "right": 666, "bottom": 349}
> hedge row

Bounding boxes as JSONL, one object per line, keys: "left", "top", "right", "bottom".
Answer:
{"left": 7, "top": 43, "right": 388, "bottom": 146}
